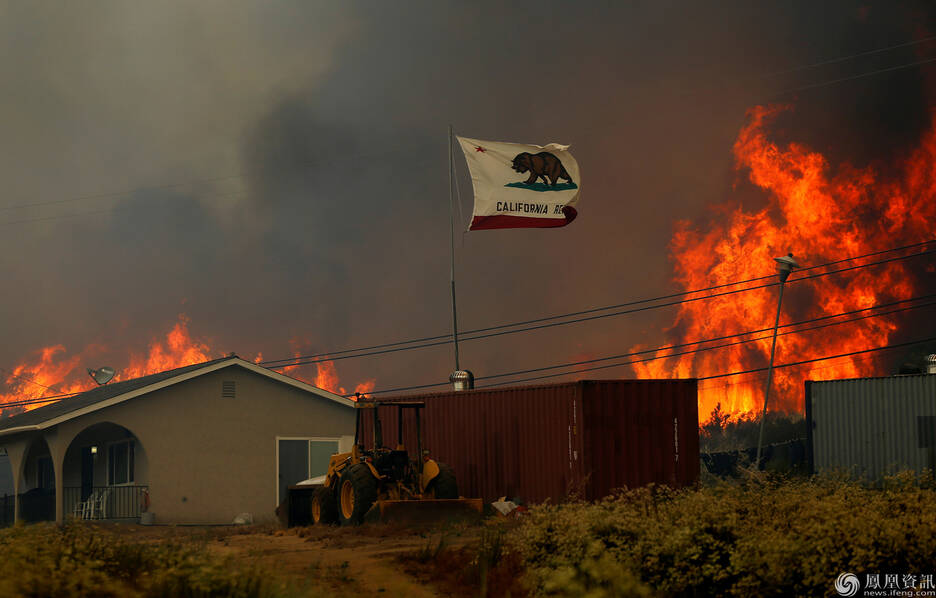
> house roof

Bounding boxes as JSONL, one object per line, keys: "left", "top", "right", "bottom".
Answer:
{"left": 0, "top": 356, "right": 354, "bottom": 437}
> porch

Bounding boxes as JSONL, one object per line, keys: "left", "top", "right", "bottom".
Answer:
{"left": 5, "top": 485, "right": 149, "bottom": 524}
{"left": 64, "top": 485, "right": 149, "bottom": 521}
{"left": 0, "top": 421, "right": 150, "bottom": 524}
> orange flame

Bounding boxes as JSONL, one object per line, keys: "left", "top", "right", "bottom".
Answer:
{"left": 118, "top": 315, "right": 213, "bottom": 381}
{"left": 0, "top": 315, "right": 377, "bottom": 415}
{"left": 310, "top": 356, "right": 376, "bottom": 398}
{"left": 314, "top": 359, "right": 341, "bottom": 394}
{"left": 633, "top": 104, "right": 934, "bottom": 422}
{"left": 0, "top": 346, "right": 94, "bottom": 415}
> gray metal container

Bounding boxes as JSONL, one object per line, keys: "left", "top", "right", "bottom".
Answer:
{"left": 806, "top": 375, "right": 936, "bottom": 480}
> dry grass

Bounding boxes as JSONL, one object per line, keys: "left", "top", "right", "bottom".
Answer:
{"left": 0, "top": 522, "right": 298, "bottom": 598}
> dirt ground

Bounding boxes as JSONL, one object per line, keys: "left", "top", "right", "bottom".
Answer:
{"left": 94, "top": 520, "right": 495, "bottom": 597}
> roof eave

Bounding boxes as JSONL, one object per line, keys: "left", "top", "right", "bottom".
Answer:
{"left": 0, "top": 424, "right": 40, "bottom": 439}
{"left": 0, "top": 357, "right": 355, "bottom": 435}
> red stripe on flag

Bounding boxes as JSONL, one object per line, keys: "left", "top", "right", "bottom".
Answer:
{"left": 470, "top": 207, "right": 577, "bottom": 231}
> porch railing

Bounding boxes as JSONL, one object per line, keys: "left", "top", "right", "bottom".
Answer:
{"left": 0, "top": 494, "right": 14, "bottom": 527}
{"left": 63, "top": 486, "right": 149, "bottom": 520}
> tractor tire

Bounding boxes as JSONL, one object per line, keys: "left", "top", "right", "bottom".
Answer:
{"left": 311, "top": 486, "right": 338, "bottom": 525}
{"left": 426, "top": 462, "right": 459, "bottom": 499}
{"left": 338, "top": 463, "right": 377, "bottom": 525}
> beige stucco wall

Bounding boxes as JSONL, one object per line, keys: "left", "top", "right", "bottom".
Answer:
{"left": 14, "top": 364, "right": 356, "bottom": 524}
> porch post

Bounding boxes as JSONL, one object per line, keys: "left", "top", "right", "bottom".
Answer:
{"left": 4, "top": 439, "right": 30, "bottom": 524}
{"left": 44, "top": 430, "right": 65, "bottom": 525}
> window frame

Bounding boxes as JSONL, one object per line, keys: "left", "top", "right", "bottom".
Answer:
{"left": 106, "top": 439, "right": 135, "bottom": 486}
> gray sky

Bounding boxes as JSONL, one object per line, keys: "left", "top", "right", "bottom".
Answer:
{"left": 1, "top": 1, "right": 934, "bottom": 401}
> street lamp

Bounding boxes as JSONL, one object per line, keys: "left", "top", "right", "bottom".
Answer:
{"left": 755, "top": 252, "right": 799, "bottom": 469}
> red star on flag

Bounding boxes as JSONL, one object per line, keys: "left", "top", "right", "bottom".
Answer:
{"left": 474, "top": 146, "right": 486, "bottom": 152}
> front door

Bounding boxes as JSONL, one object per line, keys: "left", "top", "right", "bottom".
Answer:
{"left": 80, "top": 447, "right": 93, "bottom": 501}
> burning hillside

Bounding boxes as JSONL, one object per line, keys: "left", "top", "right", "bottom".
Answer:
{"left": 633, "top": 103, "right": 936, "bottom": 421}
{"left": 0, "top": 315, "right": 375, "bottom": 417}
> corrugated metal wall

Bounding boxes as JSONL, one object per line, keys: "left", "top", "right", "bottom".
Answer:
{"left": 581, "top": 380, "right": 699, "bottom": 497}
{"left": 808, "top": 375, "right": 936, "bottom": 480}
{"left": 359, "top": 380, "right": 698, "bottom": 503}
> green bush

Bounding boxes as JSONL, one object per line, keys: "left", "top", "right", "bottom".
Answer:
{"left": 511, "top": 474, "right": 936, "bottom": 597}
{"left": 0, "top": 523, "right": 290, "bottom": 598}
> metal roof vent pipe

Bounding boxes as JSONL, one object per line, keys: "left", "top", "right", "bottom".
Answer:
{"left": 927, "top": 354, "right": 936, "bottom": 375}
{"left": 449, "top": 370, "right": 475, "bottom": 391}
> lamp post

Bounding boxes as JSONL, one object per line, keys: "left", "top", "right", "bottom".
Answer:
{"left": 755, "top": 252, "right": 798, "bottom": 469}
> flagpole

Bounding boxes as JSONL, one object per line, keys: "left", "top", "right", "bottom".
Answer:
{"left": 448, "top": 125, "right": 461, "bottom": 371}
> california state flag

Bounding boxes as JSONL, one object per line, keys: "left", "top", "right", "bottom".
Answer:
{"left": 456, "top": 136, "right": 580, "bottom": 231}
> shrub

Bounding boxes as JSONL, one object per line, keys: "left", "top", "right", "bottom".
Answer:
{"left": 510, "top": 474, "right": 936, "bottom": 596}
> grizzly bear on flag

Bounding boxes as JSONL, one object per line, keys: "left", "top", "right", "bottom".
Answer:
{"left": 455, "top": 135, "right": 580, "bottom": 230}
{"left": 511, "top": 152, "right": 573, "bottom": 186}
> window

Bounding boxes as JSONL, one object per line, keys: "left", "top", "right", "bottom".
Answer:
{"left": 276, "top": 438, "right": 340, "bottom": 507}
{"left": 107, "top": 440, "right": 134, "bottom": 485}
{"left": 37, "top": 457, "right": 54, "bottom": 490}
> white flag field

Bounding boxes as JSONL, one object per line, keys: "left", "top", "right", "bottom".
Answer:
{"left": 456, "top": 136, "right": 581, "bottom": 231}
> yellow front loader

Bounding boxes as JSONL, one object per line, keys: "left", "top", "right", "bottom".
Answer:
{"left": 310, "top": 400, "right": 481, "bottom": 525}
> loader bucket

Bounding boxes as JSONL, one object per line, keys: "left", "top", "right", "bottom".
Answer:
{"left": 366, "top": 498, "right": 483, "bottom": 524}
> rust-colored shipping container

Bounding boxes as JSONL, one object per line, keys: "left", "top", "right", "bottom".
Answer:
{"left": 358, "top": 379, "right": 698, "bottom": 504}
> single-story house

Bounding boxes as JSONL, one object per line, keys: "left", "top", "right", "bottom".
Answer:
{"left": 0, "top": 355, "right": 356, "bottom": 525}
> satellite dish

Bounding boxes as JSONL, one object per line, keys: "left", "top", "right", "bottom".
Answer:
{"left": 87, "top": 366, "right": 116, "bottom": 386}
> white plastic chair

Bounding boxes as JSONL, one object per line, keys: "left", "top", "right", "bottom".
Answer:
{"left": 72, "top": 489, "right": 99, "bottom": 520}
{"left": 90, "top": 488, "right": 111, "bottom": 520}
{"left": 71, "top": 496, "right": 85, "bottom": 519}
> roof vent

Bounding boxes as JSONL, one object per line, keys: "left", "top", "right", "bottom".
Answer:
{"left": 449, "top": 370, "right": 474, "bottom": 391}
{"left": 222, "top": 381, "right": 236, "bottom": 398}
{"left": 927, "top": 354, "right": 936, "bottom": 375}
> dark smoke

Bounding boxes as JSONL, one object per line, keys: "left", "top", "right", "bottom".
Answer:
{"left": 1, "top": 1, "right": 935, "bottom": 395}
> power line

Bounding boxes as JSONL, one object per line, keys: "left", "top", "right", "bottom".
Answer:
{"left": 473, "top": 300, "right": 936, "bottom": 389}
{"left": 0, "top": 391, "right": 81, "bottom": 409}
{"left": 2, "top": 243, "right": 932, "bottom": 405}
{"left": 476, "top": 334, "right": 936, "bottom": 391}
{"left": 766, "top": 34, "right": 936, "bottom": 77}
{"left": 697, "top": 344, "right": 910, "bottom": 394}
{"left": 267, "top": 243, "right": 936, "bottom": 369}
{"left": 779, "top": 55, "right": 936, "bottom": 95}
{"left": 0, "top": 366, "right": 64, "bottom": 393}
{"left": 350, "top": 296, "right": 936, "bottom": 397}
{"left": 262, "top": 242, "right": 936, "bottom": 366}
{"left": 697, "top": 335, "right": 936, "bottom": 381}
{"left": 472, "top": 294, "right": 936, "bottom": 383}
{"left": 5, "top": 290, "right": 934, "bottom": 407}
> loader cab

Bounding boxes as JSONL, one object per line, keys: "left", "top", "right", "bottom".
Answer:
{"left": 374, "top": 450, "right": 410, "bottom": 480}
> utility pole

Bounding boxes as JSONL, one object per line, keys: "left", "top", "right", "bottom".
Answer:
{"left": 755, "top": 253, "right": 799, "bottom": 468}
